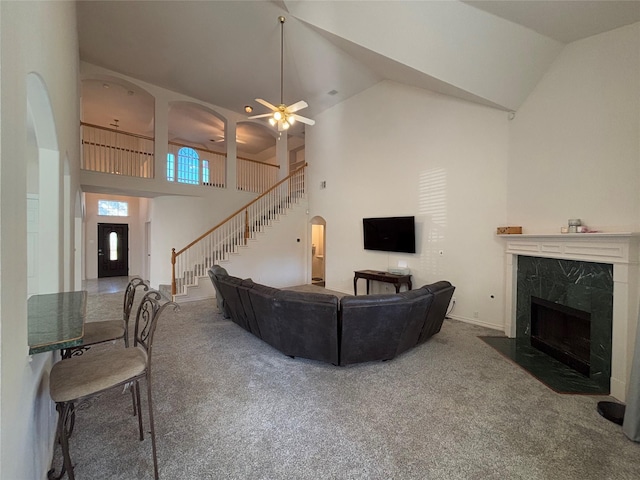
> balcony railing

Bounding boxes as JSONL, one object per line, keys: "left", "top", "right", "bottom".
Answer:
{"left": 81, "top": 122, "right": 154, "bottom": 178}
{"left": 237, "top": 157, "right": 279, "bottom": 193}
{"left": 82, "top": 122, "right": 281, "bottom": 194}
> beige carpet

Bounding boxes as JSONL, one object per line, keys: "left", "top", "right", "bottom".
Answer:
{"left": 49, "top": 286, "right": 640, "bottom": 479}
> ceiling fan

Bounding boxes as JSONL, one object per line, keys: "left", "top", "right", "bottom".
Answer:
{"left": 249, "top": 16, "right": 315, "bottom": 131}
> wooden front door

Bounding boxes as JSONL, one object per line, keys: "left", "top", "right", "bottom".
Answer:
{"left": 97, "top": 223, "right": 129, "bottom": 277}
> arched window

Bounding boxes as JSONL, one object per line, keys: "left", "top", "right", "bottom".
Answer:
{"left": 166, "top": 146, "right": 221, "bottom": 187}
{"left": 176, "top": 147, "right": 199, "bottom": 184}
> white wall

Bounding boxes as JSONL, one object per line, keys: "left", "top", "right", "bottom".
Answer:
{"left": 0, "top": 2, "right": 80, "bottom": 479}
{"left": 508, "top": 23, "right": 640, "bottom": 233}
{"left": 306, "top": 80, "right": 509, "bottom": 329}
{"left": 84, "top": 193, "right": 146, "bottom": 279}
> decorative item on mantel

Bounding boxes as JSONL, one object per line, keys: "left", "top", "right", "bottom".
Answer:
{"left": 562, "top": 219, "right": 600, "bottom": 234}
{"left": 496, "top": 226, "right": 522, "bottom": 235}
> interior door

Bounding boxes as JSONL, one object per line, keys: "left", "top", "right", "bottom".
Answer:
{"left": 97, "top": 223, "right": 129, "bottom": 278}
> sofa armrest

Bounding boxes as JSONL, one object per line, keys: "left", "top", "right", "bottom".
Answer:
{"left": 207, "top": 266, "right": 231, "bottom": 319}
{"left": 417, "top": 281, "right": 455, "bottom": 344}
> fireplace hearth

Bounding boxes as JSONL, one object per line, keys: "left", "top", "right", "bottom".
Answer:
{"left": 530, "top": 296, "right": 591, "bottom": 376}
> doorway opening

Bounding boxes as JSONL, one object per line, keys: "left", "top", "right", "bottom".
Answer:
{"left": 310, "top": 216, "right": 326, "bottom": 287}
{"left": 97, "top": 223, "right": 129, "bottom": 277}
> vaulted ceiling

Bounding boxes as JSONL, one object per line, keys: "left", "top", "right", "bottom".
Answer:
{"left": 77, "top": 1, "right": 640, "bottom": 151}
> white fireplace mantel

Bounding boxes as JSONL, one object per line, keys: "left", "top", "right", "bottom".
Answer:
{"left": 500, "top": 232, "right": 640, "bottom": 402}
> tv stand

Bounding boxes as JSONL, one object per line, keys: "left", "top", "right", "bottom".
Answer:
{"left": 353, "top": 270, "right": 412, "bottom": 295}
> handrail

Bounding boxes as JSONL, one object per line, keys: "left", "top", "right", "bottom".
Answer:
{"left": 237, "top": 156, "right": 280, "bottom": 168}
{"left": 81, "top": 140, "right": 154, "bottom": 156}
{"left": 173, "top": 163, "right": 307, "bottom": 257}
{"left": 167, "top": 141, "right": 278, "bottom": 169}
{"left": 168, "top": 140, "right": 227, "bottom": 157}
{"left": 80, "top": 121, "right": 154, "bottom": 141}
{"left": 171, "top": 163, "right": 307, "bottom": 295}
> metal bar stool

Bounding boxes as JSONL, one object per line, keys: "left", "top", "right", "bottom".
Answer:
{"left": 48, "top": 290, "right": 179, "bottom": 480}
{"left": 62, "top": 277, "right": 148, "bottom": 359}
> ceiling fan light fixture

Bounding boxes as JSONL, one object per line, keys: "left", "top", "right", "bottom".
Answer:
{"left": 248, "top": 16, "right": 315, "bottom": 129}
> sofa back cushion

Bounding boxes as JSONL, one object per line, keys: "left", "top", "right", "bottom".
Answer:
{"left": 339, "top": 290, "right": 433, "bottom": 365}
{"left": 270, "top": 290, "right": 340, "bottom": 364}
{"left": 244, "top": 282, "right": 284, "bottom": 348}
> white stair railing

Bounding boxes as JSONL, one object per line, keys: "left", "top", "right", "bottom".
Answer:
{"left": 171, "top": 164, "right": 306, "bottom": 296}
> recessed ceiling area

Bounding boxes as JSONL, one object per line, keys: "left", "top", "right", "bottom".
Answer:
{"left": 81, "top": 78, "right": 154, "bottom": 136}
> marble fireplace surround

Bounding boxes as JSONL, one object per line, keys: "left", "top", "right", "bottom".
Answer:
{"left": 502, "top": 233, "right": 640, "bottom": 402}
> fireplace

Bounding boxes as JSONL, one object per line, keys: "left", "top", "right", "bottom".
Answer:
{"left": 501, "top": 232, "right": 640, "bottom": 401}
{"left": 530, "top": 296, "right": 591, "bottom": 376}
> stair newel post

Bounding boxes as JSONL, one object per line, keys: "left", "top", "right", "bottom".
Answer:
{"left": 171, "top": 248, "right": 177, "bottom": 296}
{"left": 244, "top": 209, "right": 249, "bottom": 245}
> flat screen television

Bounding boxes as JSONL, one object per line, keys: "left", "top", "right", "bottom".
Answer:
{"left": 363, "top": 216, "right": 416, "bottom": 254}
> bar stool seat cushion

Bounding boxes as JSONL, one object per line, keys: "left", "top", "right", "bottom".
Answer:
{"left": 50, "top": 346, "right": 147, "bottom": 403}
{"left": 81, "top": 320, "right": 126, "bottom": 346}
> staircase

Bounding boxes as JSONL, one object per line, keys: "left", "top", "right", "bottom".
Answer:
{"left": 169, "top": 164, "right": 307, "bottom": 302}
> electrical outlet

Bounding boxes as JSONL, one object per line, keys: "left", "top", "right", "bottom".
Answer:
{"left": 473, "top": 311, "right": 479, "bottom": 319}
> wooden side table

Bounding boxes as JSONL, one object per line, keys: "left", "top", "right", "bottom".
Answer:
{"left": 353, "top": 270, "right": 412, "bottom": 295}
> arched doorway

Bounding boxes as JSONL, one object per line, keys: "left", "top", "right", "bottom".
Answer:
{"left": 310, "top": 216, "right": 326, "bottom": 286}
{"left": 26, "top": 73, "right": 61, "bottom": 295}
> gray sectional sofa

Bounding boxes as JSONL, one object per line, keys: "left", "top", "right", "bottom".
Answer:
{"left": 208, "top": 266, "right": 455, "bottom": 366}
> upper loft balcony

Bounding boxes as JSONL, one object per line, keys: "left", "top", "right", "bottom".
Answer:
{"left": 79, "top": 74, "right": 306, "bottom": 199}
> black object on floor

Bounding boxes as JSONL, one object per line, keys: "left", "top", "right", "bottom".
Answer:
{"left": 479, "top": 336, "right": 609, "bottom": 394}
{"left": 597, "top": 401, "right": 626, "bottom": 425}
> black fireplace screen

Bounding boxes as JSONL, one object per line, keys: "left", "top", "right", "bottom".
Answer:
{"left": 530, "top": 296, "right": 591, "bottom": 376}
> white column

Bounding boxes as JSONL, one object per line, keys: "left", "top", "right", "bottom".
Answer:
{"left": 276, "top": 132, "right": 288, "bottom": 180}
{"left": 226, "top": 121, "right": 237, "bottom": 190}
{"left": 504, "top": 253, "right": 516, "bottom": 338}
{"left": 611, "top": 266, "right": 630, "bottom": 400}
{"left": 154, "top": 96, "right": 169, "bottom": 187}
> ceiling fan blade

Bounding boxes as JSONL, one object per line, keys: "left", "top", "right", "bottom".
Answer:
{"left": 291, "top": 114, "right": 315, "bottom": 126}
{"left": 287, "top": 100, "right": 308, "bottom": 113}
{"left": 248, "top": 113, "right": 273, "bottom": 119}
{"left": 255, "top": 98, "right": 278, "bottom": 111}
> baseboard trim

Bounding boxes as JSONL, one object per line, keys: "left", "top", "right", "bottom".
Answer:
{"left": 447, "top": 314, "right": 503, "bottom": 331}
